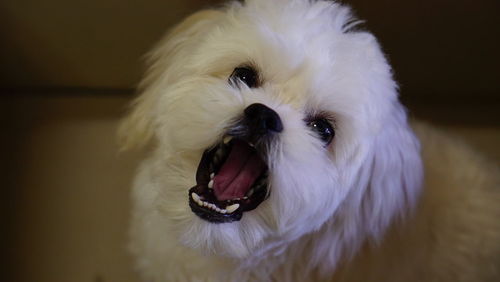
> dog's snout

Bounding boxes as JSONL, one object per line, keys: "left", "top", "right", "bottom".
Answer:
{"left": 244, "top": 103, "right": 283, "bottom": 134}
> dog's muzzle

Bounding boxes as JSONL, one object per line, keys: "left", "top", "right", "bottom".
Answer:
{"left": 188, "top": 103, "right": 282, "bottom": 223}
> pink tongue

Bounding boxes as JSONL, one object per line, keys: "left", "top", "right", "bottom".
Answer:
{"left": 213, "top": 140, "right": 266, "bottom": 201}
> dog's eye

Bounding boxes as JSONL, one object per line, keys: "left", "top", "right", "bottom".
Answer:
{"left": 308, "top": 118, "right": 335, "bottom": 145}
{"left": 229, "top": 66, "right": 258, "bottom": 88}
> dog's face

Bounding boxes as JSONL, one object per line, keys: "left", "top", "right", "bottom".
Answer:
{"left": 122, "top": 0, "right": 422, "bottom": 259}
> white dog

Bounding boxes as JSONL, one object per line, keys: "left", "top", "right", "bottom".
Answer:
{"left": 119, "top": 0, "right": 500, "bottom": 281}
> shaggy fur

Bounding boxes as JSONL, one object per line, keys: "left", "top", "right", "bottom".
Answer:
{"left": 119, "top": 0, "right": 500, "bottom": 281}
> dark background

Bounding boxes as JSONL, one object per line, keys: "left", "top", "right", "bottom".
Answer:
{"left": 1, "top": 0, "right": 499, "bottom": 104}
{"left": 1, "top": 1, "right": 499, "bottom": 282}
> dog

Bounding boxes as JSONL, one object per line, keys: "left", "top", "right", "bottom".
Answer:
{"left": 119, "top": 0, "right": 500, "bottom": 281}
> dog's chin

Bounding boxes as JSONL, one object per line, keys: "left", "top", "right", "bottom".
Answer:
{"left": 179, "top": 209, "right": 272, "bottom": 258}
{"left": 175, "top": 143, "right": 344, "bottom": 259}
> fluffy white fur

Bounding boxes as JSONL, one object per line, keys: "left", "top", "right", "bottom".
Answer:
{"left": 120, "top": 0, "right": 500, "bottom": 281}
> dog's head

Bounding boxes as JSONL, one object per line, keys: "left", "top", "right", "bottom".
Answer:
{"left": 121, "top": 0, "right": 422, "bottom": 260}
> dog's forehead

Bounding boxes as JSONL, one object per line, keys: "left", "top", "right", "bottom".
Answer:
{"left": 193, "top": 1, "right": 354, "bottom": 73}
{"left": 225, "top": 2, "right": 388, "bottom": 107}
{"left": 218, "top": 3, "right": 352, "bottom": 85}
{"left": 228, "top": 0, "right": 350, "bottom": 72}
{"left": 187, "top": 0, "right": 395, "bottom": 116}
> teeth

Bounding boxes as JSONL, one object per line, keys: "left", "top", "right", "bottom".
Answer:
{"left": 208, "top": 179, "right": 214, "bottom": 189}
{"left": 226, "top": 204, "right": 240, "bottom": 213}
{"left": 210, "top": 173, "right": 215, "bottom": 179}
{"left": 192, "top": 193, "right": 201, "bottom": 203}
{"left": 216, "top": 145, "right": 226, "bottom": 156}
{"left": 232, "top": 197, "right": 248, "bottom": 201}
{"left": 246, "top": 188, "right": 254, "bottom": 197}
{"left": 223, "top": 136, "right": 233, "bottom": 144}
{"left": 193, "top": 195, "right": 232, "bottom": 215}
{"left": 194, "top": 192, "right": 242, "bottom": 214}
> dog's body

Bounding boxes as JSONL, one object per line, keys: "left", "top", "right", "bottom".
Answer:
{"left": 121, "top": 1, "right": 500, "bottom": 281}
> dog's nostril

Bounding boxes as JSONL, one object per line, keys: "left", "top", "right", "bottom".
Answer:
{"left": 244, "top": 103, "right": 283, "bottom": 133}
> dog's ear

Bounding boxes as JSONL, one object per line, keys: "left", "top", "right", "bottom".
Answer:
{"left": 118, "top": 10, "right": 224, "bottom": 150}
{"left": 360, "top": 104, "right": 423, "bottom": 238}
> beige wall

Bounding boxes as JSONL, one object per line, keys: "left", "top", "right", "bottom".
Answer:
{"left": 0, "top": 0, "right": 220, "bottom": 88}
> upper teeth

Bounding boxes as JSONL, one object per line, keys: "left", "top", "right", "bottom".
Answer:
{"left": 208, "top": 179, "right": 214, "bottom": 189}
{"left": 246, "top": 188, "right": 254, "bottom": 197}
{"left": 223, "top": 136, "right": 233, "bottom": 144}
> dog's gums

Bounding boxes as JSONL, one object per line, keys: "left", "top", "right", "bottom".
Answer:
{"left": 188, "top": 137, "right": 269, "bottom": 223}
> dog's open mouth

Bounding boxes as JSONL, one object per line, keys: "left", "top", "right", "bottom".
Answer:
{"left": 188, "top": 137, "right": 269, "bottom": 223}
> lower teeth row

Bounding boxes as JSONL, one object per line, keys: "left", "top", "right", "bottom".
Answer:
{"left": 191, "top": 193, "right": 239, "bottom": 214}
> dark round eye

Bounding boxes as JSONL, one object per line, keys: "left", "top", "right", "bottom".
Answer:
{"left": 229, "top": 66, "right": 258, "bottom": 88}
{"left": 308, "top": 118, "right": 335, "bottom": 145}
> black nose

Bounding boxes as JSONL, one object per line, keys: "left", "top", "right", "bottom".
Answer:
{"left": 244, "top": 103, "right": 283, "bottom": 134}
